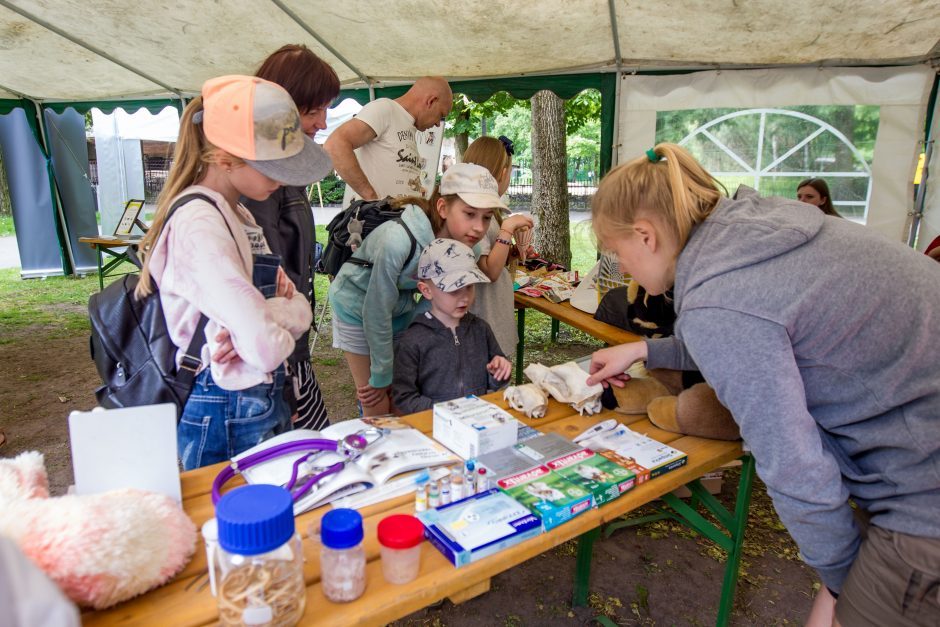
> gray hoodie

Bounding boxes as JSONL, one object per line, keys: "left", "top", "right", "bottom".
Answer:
{"left": 392, "top": 311, "right": 505, "bottom": 415}
{"left": 645, "top": 187, "right": 940, "bottom": 592}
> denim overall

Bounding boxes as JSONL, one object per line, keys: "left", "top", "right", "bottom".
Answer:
{"left": 177, "top": 254, "right": 290, "bottom": 470}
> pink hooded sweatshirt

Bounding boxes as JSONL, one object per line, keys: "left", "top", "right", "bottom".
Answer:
{"left": 146, "top": 186, "right": 312, "bottom": 391}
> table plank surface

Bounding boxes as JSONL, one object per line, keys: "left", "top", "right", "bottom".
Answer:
{"left": 514, "top": 293, "right": 643, "bottom": 346}
{"left": 84, "top": 392, "right": 741, "bottom": 626}
{"left": 78, "top": 236, "right": 140, "bottom": 247}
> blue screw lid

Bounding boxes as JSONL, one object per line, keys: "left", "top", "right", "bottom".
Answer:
{"left": 216, "top": 485, "right": 295, "bottom": 556}
{"left": 321, "top": 508, "right": 363, "bottom": 549}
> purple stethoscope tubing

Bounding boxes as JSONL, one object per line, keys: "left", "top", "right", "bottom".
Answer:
{"left": 211, "top": 438, "right": 340, "bottom": 504}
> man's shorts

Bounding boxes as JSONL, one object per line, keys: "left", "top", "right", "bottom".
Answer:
{"left": 836, "top": 525, "right": 940, "bottom": 626}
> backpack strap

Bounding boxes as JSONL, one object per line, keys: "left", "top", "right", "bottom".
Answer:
{"left": 161, "top": 192, "right": 239, "bottom": 383}
{"left": 346, "top": 216, "right": 418, "bottom": 271}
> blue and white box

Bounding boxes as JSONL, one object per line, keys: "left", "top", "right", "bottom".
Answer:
{"left": 432, "top": 395, "right": 518, "bottom": 459}
{"left": 417, "top": 488, "right": 542, "bottom": 567}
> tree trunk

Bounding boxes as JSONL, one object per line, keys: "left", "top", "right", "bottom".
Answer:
{"left": 530, "top": 90, "right": 570, "bottom": 267}
{"left": 455, "top": 132, "right": 468, "bottom": 163}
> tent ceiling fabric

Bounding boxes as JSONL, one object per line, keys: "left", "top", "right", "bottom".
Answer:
{"left": 0, "top": 0, "right": 938, "bottom": 102}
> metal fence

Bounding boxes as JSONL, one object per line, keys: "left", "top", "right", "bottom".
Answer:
{"left": 506, "top": 156, "right": 599, "bottom": 211}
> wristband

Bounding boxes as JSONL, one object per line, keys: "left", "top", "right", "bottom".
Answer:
{"left": 495, "top": 236, "right": 512, "bottom": 246}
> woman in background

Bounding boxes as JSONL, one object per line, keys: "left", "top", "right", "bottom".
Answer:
{"left": 797, "top": 177, "right": 841, "bottom": 217}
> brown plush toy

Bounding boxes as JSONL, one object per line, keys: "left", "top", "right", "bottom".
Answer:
{"left": 596, "top": 280, "right": 740, "bottom": 441}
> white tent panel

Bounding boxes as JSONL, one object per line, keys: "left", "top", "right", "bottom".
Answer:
{"left": 0, "top": 1, "right": 937, "bottom": 102}
{"left": 1, "top": 0, "right": 353, "bottom": 100}
{"left": 617, "top": 2, "right": 940, "bottom": 66}
{"left": 0, "top": 4, "right": 160, "bottom": 100}
{"left": 618, "top": 67, "right": 935, "bottom": 242}
{"left": 283, "top": 0, "right": 613, "bottom": 79}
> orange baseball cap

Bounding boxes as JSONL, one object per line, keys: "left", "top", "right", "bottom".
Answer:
{"left": 200, "top": 75, "right": 332, "bottom": 186}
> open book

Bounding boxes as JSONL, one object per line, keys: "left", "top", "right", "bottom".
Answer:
{"left": 235, "top": 417, "right": 459, "bottom": 514}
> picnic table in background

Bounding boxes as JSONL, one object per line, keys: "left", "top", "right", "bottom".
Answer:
{"left": 82, "top": 392, "right": 753, "bottom": 627}
{"left": 78, "top": 236, "right": 141, "bottom": 290}
{"left": 513, "top": 292, "right": 642, "bottom": 383}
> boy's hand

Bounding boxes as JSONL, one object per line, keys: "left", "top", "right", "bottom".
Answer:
{"left": 487, "top": 356, "right": 512, "bottom": 381}
{"left": 357, "top": 384, "right": 389, "bottom": 408}
{"left": 275, "top": 266, "right": 295, "bottom": 299}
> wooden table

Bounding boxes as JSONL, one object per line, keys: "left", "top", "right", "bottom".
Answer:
{"left": 513, "top": 292, "right": 643, "bottom": 382}
{"left": 78, "top": 236, "right": 141, "bottom": 290}
{"left": 83, "top": 393, "right": 753, "bottom": 627}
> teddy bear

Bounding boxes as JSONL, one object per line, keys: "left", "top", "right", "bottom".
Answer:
{"left": 346, "top": 216, "right": 364, "bottom": 252}
{"left": 595, "top": 280, "right": 741, "bottom": 441}
{"left": 0, "top": 451, "right": 197, "bottom": 609}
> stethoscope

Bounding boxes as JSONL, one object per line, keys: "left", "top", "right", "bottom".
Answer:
{"left": 211, "top": 427, "right": 390, "bottom": 504}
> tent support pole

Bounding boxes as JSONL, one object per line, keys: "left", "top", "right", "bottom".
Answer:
{"left": 31, "top": 100, "right": 76, "bottom": 275}
{"left": 607, "top": 0, "right": 623, "bottom": 171}
{"left": 908, "top": 72, "right": 939, "bottom": 248}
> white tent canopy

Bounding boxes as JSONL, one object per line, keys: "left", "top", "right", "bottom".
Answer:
{"left": 0, "top": 1, "right": 938, "bottom": 102}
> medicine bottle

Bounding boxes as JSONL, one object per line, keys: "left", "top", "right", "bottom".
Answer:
{"left": 319, "top": 508, "right": 366, "bottom": 602}
{"left": 215, "top": 485, "right": 305, "bottom": 626}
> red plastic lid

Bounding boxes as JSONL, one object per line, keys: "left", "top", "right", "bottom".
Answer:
{"left": 377, "top": 514, "right": 425, "bottom": 549}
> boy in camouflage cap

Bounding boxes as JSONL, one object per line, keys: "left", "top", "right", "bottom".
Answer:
{"left": 392, "top": 238, "right": 512, "bottom": 414}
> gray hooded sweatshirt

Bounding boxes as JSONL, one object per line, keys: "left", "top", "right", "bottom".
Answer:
{"left": 392, "top": 311, "right": 505, "bottom": 415}
{"left": 645, "top": 187, "right": 940, "bottom": 592}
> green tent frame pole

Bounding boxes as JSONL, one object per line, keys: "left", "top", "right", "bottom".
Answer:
{"left": 30, "top": 100, "right": 74, "bottom": 275}
{"left": 908, "top": 71, "right": 939, "bottom": 248}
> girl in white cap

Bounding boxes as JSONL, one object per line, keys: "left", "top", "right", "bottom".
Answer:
{"left": 328, "top": 162, "right": 509, "bottom": 415}
{"left": 135, "top": 75, "right": 329, "bottom": 470}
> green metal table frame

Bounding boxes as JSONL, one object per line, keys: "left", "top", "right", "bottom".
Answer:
{"left": 572, "top": 454, "right": 756, "bottom": 626}
{"left": 90, "top": 242, "right": 136, "bottom": 291}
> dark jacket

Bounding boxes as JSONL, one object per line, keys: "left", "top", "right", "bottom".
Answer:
{"left": 243, "top": 186, "right": 314, "bottom": 364}
{"left": 392, "top": 311, "right": 504, "bottom": 415}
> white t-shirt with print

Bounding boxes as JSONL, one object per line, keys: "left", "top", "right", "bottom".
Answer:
{"left": 342, "top": 98, "right": 424, "bottom": 207}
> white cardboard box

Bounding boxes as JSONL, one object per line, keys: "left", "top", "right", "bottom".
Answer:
{"left": 432, "top": 395, "right": 518, "bottom": 460}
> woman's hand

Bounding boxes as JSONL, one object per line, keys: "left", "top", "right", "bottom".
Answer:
{"left": 357, "top": 384, "right": 389, "bottom": 408}
{"left": 275, "top": 266, "right": 295, "bottom": 299}
{"left": 487, "top": 355, "right": 513, "bottom": 381}
{"left": 586, "top": 342, "right": 649, "bottom": 388}
{"left": 502, "top": 214, "right": 534, "bottom": 235}
{"left": 211, "top": 328, "right": 241, "bottom": 365}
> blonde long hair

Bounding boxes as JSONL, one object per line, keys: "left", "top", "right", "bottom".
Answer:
{"left": 463, "top": 137, "right": 511, "bottom": 223}
{"left": 592, "top": 143, "right": 726, "bottom": 252}
{"left": 135, "top": 97, "right": 242, "bottom": 298}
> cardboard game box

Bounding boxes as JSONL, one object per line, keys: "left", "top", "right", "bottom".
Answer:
{"left": 579, "top": 425, "right": 687, "bottom": 484}
{"left": 497, "top": 465, "right": 594, "bottom": 530}
{"left": 417, "top": 488, "right": 542, "bottom": 567}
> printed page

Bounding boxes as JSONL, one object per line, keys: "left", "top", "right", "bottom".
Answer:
{"left": 360, "top": 427, "right": 458, "bottom": 485}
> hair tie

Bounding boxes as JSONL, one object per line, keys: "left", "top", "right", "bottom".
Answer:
{"left": 646, "top": 148, "right": 661, "bottom": 163}
{"left": 192, "top": 110, "right": 204, "bottom": 124}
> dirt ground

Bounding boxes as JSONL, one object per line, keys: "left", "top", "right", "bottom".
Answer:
{"left": 0, "top": 305, "right": 819, "bottom": 625}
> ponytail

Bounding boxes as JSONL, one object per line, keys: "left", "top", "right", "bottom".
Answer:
{"left": 591, "top": 143, "right": 725, "bottom": 252}
{"left": 389, "top": 188, "right": 452, "bottom": 235}
{"left": 135, "top": 97, "right": 240, "bottom": 298}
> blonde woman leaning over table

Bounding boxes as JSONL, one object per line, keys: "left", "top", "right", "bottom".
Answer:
{"left": 586, "top": 143, "right": 940, "bottom": 627}
{"left": 463, "top": 135, "right": 533, "bottom": 356}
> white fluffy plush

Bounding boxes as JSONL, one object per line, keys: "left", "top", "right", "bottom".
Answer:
{"left": 523, "top": 361, "right": 603, "bottom": 415}
{"left": 0, "top": 451, "right": 197, "bottom": 609}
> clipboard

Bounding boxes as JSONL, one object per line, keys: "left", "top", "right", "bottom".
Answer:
{"left": 114, "top": 199, "right": 148, "bottom": 237}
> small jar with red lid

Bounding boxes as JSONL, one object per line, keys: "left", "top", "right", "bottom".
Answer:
{"left": 376, "top": 514, "right": 425, "bottom": 584}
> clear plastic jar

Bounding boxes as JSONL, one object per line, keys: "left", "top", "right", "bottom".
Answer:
{"left": 377, "top": 514, "right": 424, "bottom": 585}
{"left": 318, "top": 508, "right": 366, "bottom": 603}
{"left": 214, "top": 485, "right": 305, "bottom": 626}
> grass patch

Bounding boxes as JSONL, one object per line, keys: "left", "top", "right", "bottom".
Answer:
{"left": 0, "top": 215, "right": 13, "bottom": 237}
{"left": 0, "top": 268, "right": 102, "bottom": 335}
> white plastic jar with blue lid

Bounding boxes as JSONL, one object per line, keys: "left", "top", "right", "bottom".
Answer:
{"left": 215, "top": 484, "right": 305, "bottom": 626}
{"left": 318, "top": 508, "right": 366, "bottom": 602}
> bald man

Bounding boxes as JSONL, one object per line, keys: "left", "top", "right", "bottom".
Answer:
{"left": 325, "top": 77, "right": 452, "bottom": 205}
